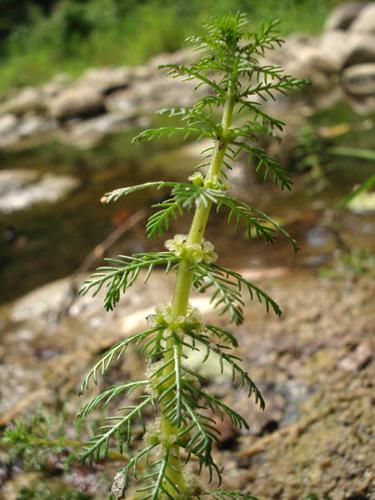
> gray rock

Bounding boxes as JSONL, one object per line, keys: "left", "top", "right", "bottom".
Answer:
{"left": 319, "top": 30, "right": 352, "bottom": 70}
{"left": 17, "top": 114, "right": 55, "bottom": 138}
{"left": 149, "top": 47, "right": 196, "bottom": 68}
{"left": 0, "top": 87, "right": 45, "bottom": 115}
{"left": 0, "top": 170, "right": 79, "bottom": 213}
{"left": 131, "top": 65, "right": 153, "bottom": 81}
{"left": 347, "top": 93, "right": 375, "bottom": 113}
{"left": 40, "top": 73, "right": 71, "bottom": 99}
{"left": 350, "top": 3, "right": 375, "bottom": 34}
{"left": 48, "top": 86, "right": 105, "bottom": 120}
{"left": 10, "top": 278, "right": 74, "bottom": 322}
{"left": 0, "top": 169, "right": 39, "bottom": 197}
{"left": 78, "top": 66, "right": 133, "bottom": 94}
{"left": 66, "top": 112, "right": 136, "bottom": 147}
{"left": 324, "top": 2, "right": 367, "bottom": 31}
{"left": 344, "top": 32, "right": 375, "bottom": 66}
{"left": 0, "top": 113, "right": 18, "bottom": 136}
{"left": 342, "top": 63, "right": 375, "bottom": 95}
{"left": 104, "top": 88, "right": 139, "bottom": 114}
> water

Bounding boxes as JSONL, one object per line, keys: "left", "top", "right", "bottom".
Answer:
{"left": 0, "top": 130, "right": 374, "bottom": 306}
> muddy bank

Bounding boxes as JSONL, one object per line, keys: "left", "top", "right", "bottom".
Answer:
{"left": 0, "top": 264, "right": 374, "bottom": 498}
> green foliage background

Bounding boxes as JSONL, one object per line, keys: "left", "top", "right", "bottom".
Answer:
{"left": 0, "top": 0, "right": 342, "bottom": 94}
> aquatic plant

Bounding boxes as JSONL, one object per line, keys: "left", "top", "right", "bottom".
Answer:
{"left": 78, "top": 12, "right": 306, "bottom": 498}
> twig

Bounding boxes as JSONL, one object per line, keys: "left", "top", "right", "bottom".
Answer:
{"left": 57, "top": 208, "right": 147, "bottom": 319}
{"left": 0, "top": 389, "right": 49, "bottom": 426}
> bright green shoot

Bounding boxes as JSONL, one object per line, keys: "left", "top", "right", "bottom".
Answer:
{"left": 78, "top": 13, "right": 306, "bottom": 499}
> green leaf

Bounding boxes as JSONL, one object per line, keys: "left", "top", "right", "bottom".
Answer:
{"left": 137, "top": 450, "right": 180, "bottom": 499}
{"left": 79, "top": 328, "right": 161, "bottom": 394}
{"left": 215, "top": 192, "right": 299, "bottom": 250}
{"left": 80, "top": 396, "right": 152, "bottom": 464}
{"left": 79, "top": 252, "right": 179, "bottom": 311}
{"left": 179, "top": 395, "right": 221, "bottom": 482}
{"left": 160, "top": 63, "right": 224, "bottom": 95}
{"left": 192, "top": 262, "right": 281, "bottom": 325}
{"left": 204, "top": 323, "right": 239, "bottom": 348}
{"left": 183, "top": 382, "right": 249, "bottom": 430}
{"left": 235, "top": 142, "right": 293, "bottom": 190}
{"left": 183, "top": 330, "right": 264, "bottom": 410}
{"left": 337, "top": 173, "right": 375, "bottom": 209}
{"left": 132, "top": 125, "right": 215, "bottom": 144}
{"left": 146, "top": 198, "right": 182, "bottom": 238}
{"left": 78, "top": 380, "right": 148, "bottom": 417}
{"left": 101, "top": 181, "right": 181, "bottom": 204}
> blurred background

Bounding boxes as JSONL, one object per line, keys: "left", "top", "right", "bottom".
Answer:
{"left": 0, "top": 1, "right": 374, "bottom": 499}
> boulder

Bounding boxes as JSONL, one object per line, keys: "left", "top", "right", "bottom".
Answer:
{"left": 0, "top": 87, "right": 45, "bottom": 115}
{"left": 0, "top": 171, "right": 79, "bottom": 213}
{"left": 346, "top": 93, "right": 375, "bottom": 113}
{"left": 131, "top": 65, "right": 153, "bottom": 81}
{"left": 149, "top": 47, "right": 196, "bottom": 69}
{"left": 40, "top": 73, "right": 71, "bottom": 99}
{"left": 0, "top": 169, "right": 38, "bottom": 197}
{"left": 342, "top": 63, "right": 375, "bottom": 95}
{"left": 78, "top": 66, "right": 133, "bottom": 94}
{"left": 343, "top": 32, "right": 375, "bottom": 67}
{"left": 0, "top": 114, "right": 19, "bottom": 147}
{"left": 318, "top": 30, "right": 352, "bottom": 70}
{"left": 104, "top": 89, "right": 139, "bottom": 115}
{"left": 350, "top": 3, "right": 375, "bottom": 34}
{"left": 0, "top": 113, "right": 18, "bottom": 136}
{"left": 17, "top": 114, "right": 55, "bottom": 138}
{"left": 48, "top": 86, "right": 105, "bottom": 120}
{"left": 65, "top": 112, "right": 138, "bottom": 147}
{"left": 324, "top": 2, "right": 367, "bottom": 31}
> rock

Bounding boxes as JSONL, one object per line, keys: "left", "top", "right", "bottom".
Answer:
{"left": 48, "top": 86, "right": 105, "bottom": 120}
{"left": 342, "top": 63, "right": 375, "bottom": 95}
{"left": 0, "top": 113, "right": 18, "bottom": 138}
{"left": 148, "top": 47, "right": 196, "bottom": 68}
{"left": 348, "top": 92, "right": 375, "bottom": 112}
{"left": 0, "top": 87, "right": 45, "bottom": 115}
{"left": 0, "top": 171, "right": 79, "bottom": 213}
{"left": 131, "top": 65, "right": 153, "bottom": 80}
{"left": 40, "top": 73, "right": 71, "bottom": 99}
{"left": 347, "top": 191, "right": 375, "bottom": 212}
{"left": 0, "top": 169, "right": 39, "bottom": 197}
{"left": 324, "top": 2, "right": 366, "bottom": 31}
{"left": 65, "top": 112, "right": 138, "bottom": 147}
{"left": 78, "top": 66, "right": 133, "bottom": 94}
{"left": 343, "top": 32, "right": 375, "bottom": 66}
{"left": 17, "top": 114, "right": 55, "bottom": 138}
{"left": 104, "top": 89, "right": 139, "bottom": 114}
{"left": 350, "top": 3, "right": 375, "bottom": 34}
{"left": 318, "top": 30, "right": 352, "bottom": 70}
{"left": 279, "top": 34, "right": 345, "bottom": 110}
{"left": 133, "top": 76, "right": 197, "bottom": 108}
{"left": 338, "top": 341, "right": 373, "bottom": 371}
{"left": 9, "top": 278, "right": 72, "bottom": 322}
{"left": 303, "top": 49, "right": 342, "bottom": 75}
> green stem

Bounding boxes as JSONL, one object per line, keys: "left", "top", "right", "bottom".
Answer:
{"left": 159, "top": 73, "right": 237, "bottom": 496}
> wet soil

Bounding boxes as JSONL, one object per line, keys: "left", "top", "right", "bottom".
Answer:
{"left": 0, "top": 265, "right": 374, "bottom": 499}
{"left": 0, "top": 106, "right": 374, "bottom": 499}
